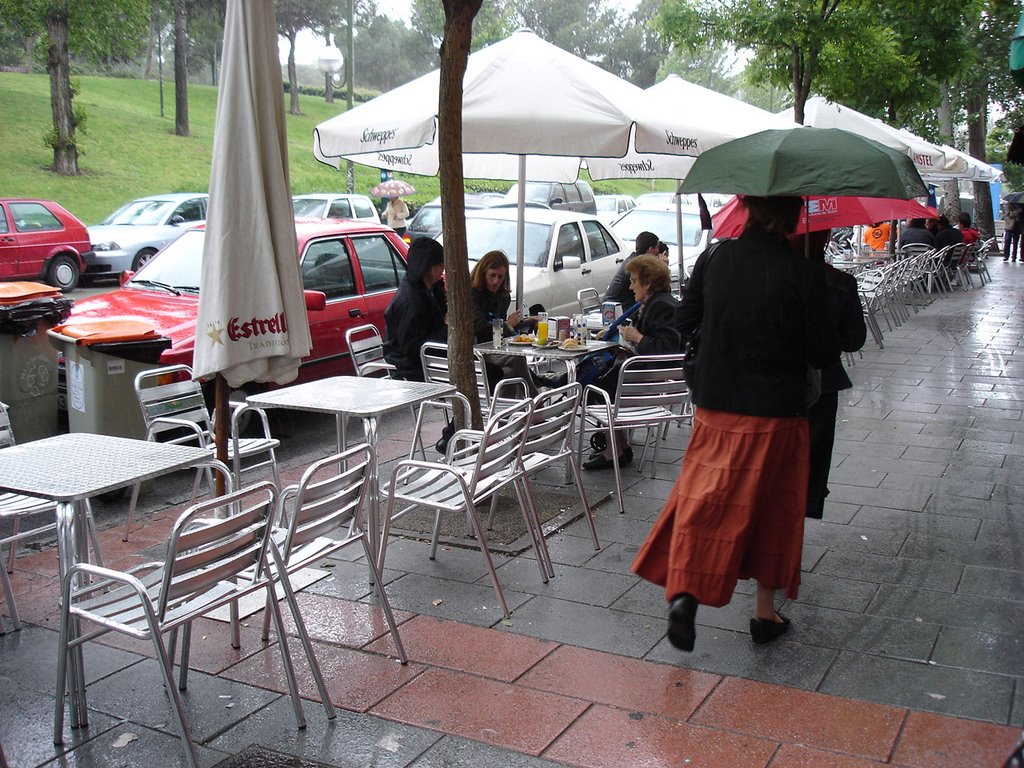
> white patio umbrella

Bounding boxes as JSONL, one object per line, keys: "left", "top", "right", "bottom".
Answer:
{"left": 194, "top": 0, "right": 311, "bottom": 390}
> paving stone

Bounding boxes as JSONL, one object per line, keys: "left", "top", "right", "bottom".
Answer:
{"left": 848, "top": 507, "right": 982, "bottom": 540}
{"left": 958, "top": 565, "right": 1024, "bottom": 601}
{"left": 811, "top": 550, "right": 963, "bottom": 591}
{"left": 788, "top": 571, "right": 879, "bottom": 613}
{"left": 803, "top": 520, "right": 908, "bottom": 556}
{"left": 777, "top": 603, "right": 939, "bottom": 660}
{"left": 378, "top": 536, "right": 504, "bottom": 584}
{"left": 56, "top": 721, "right": 227, "bottom": 768}
{"left": 365, "top": 572, "right": 532, "bottom": 627}
{"left": 488, "top": 558, "right": 638, "bottom": 608}
{"left": 868, "top": 585, "right": 1024, "bottom": 636}
{"left": 900, "top": 533, "right": 1024, "bottom": 570}
{"left": 408, "top": 735, "right": 566, "bottom": 767}
{"left": 818, "top": 651, "right": 1015, "bottom": 723}
{"left": 922, "top": 495, "right": 1022, "bottom": 521}
{"left": 931, "top": 625, "right": 1024, "bottom": 676}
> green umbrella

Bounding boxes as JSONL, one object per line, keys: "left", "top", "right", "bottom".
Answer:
{"left": 679, "top": 127, "right": 928, "bottom": 200}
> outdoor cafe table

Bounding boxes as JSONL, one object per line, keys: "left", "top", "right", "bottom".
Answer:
{"left": 476, "top": 337, "right": 619, "bottom": 380}
{"left": 246, "top": 376, "right": 456, "bottom": 561}
{"left": 0, "top": 432, "right": 222, "bottom": 730}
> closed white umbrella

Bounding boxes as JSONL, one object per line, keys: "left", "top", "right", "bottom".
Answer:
{"left": 194, "top": 0, "right": 311, "bottom": 389}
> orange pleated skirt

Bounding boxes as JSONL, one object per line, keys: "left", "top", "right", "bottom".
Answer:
{"left": 631, "top": 407, "right": 809, "bottom": 607}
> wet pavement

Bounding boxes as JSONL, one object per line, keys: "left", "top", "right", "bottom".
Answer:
{"left": 2, "top": 260, "right": 1023, "bottom": 767}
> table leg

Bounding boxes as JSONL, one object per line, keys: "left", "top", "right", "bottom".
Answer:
{"left": 361, "top": 416, "right": 381, "bottom": 581}
{"left": 56, "top": 499, "right": 89, "bottom": 728}
{"left": 335, "top": 413, "right": 348, "bottom": 454}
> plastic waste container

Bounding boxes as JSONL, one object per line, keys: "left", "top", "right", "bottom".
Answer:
{"left": 0, "top": 282, "right": 73, "bottom": 441}
{"left": 48, "top": 318, "right": 171, "bottom": 440}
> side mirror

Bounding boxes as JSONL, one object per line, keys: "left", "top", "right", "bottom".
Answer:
{"left": 549, "top": 197, "right": 565, "bottom": 207}
{"left": 169, "top": 215, "right": 185, "bottom": 225}
{"left": 556, "top": 255, "right": 582, "bottom": 272}
{"left": 304, "top": 290, "right": 327, "bottom": 312}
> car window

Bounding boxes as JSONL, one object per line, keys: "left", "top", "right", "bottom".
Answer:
{"left": 410, "top": 206, "right": 442, "bottom": 233}
{"left": 614, "top": 209, "right": 704, "bottom": 248}
{"left": 563, "top": 184, "right": 582, "bottom": 205}
{"left": 292, "top": 198, "right": 327, "bottom": 217}
{"left": 554, "top": 223, "right": 584, "bottom": 267}
{"left": 174, "top": 199, "right": 205, "bottom": 223}
{"left": 351, "top": 235, "right": 406, "bottom": 293}
{"left": 128, "top": 229, "right": 204, "bottom": 288}
{"left": 0, "top": 206, "right": 8, "bottom": 235}
{"left": 464, "top": 218, "right": 552, "bottom": 268}
{"left": 352, "top": 198, "right": 376, "bottom": 219}
{"left": 9, "top": 202, "right": 62, "bottom": 232}
{"left": 301, "top": 238, "right": 356, "bottom": 299}
{"left": 582, "top": 220, "right": 617, "bottom": 260}
{"left": 328, "top": 199, "right": 353, "bottom": 218}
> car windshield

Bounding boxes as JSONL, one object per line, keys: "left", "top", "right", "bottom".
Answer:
{"left": 101, "top": 199, "right": 177, "bottom": 226}
{"left": 614, "top": 210, "right": 704, "bottom": 248}
{"left": 464, "top": 218, "right": 552, "bottom": 268}
{"left": 126, "top": 229, "right": 204, "bottom": 291}
{"left": 505, "top": 183, "right": 552, "bottom": 205}
{"left": 595, "top": 198, "right": 618, "bottom": 212}
{"left": 409, "top": 206, "right": 442, "bottom": 232}
{"left": 292, "top": 198, "right": 328, "bottom": 217}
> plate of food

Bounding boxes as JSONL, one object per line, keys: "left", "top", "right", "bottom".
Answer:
{"left": 533, "top": 339, "right": 559, "bottom": 349}
{"left": 509, "top": 335, "right": 536, "bottom": 346}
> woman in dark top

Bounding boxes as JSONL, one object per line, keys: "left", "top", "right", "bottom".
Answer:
{"left": 632, "top": 195, "right": 839, "bottom": 652}
{"left": 584, "top": 254, "right": 680, "bottom": 470}
{"left": 382, "top": 237, "right": 447, "bottom": 381}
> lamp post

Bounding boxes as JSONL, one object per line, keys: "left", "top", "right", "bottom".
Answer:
{"left": 317, "top": 35, "right": 344, "bottom": 105}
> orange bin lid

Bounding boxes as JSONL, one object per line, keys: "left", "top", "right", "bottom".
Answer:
{"left": 51, "top": 318, "right": 163, "bottom": 346}
{"left": 0, "top": 282, "right": 61, "bottom": 305}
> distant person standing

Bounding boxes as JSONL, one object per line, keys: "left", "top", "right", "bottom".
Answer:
{"left": 1003, "top": 203, "right": 1021, "bottom": 261}
{"left": 385, "top": 195, "right": 410, "bottom": 237}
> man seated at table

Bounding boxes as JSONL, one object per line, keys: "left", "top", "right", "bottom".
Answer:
{"left": 383, "top": 237, "right": 447, "bottom": 381}
{"left": 898, "top": 218, "right": 935, "bottom": 249}
{"left": 604, "top": 230, "right": 660, "bottom": 307}
{"left": 863, "top": 221, "right": 891, "bottom": 251}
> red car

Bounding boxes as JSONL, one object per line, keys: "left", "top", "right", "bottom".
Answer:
{"left": 68, "top": 219, "right": 408, "bottom": 387}
{"left": 0, "top": 199, "right": 92, "bottom": 291}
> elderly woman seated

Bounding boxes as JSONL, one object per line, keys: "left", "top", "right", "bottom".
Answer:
{"left": 584, "top": 254, "right": 680, "bottom": 470}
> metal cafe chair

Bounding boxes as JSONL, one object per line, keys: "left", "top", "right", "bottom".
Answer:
{"left": 54, "top": 483, "right": 335, "bottom": 768}
{"left": 381, "top": 398, "right": 537, "bottom": 619}
{"left": 345, "top": 323, "right": 397, "bottom": 379}
{"left": 123, "top": 364, "right": 281, "bottom": 542}
{"left": 577, "top": 287, "right": 601, "bottom": 315}
{"left": 261, "top": 444, "right": 407, "bottom": 663}
{"left": 0, "top": 401, "right": 101, "bottom": 632}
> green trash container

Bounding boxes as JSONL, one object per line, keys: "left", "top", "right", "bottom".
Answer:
{"left": 0, "top": 287, "right": 74, "bottom": 442}
{"left": 48, "top": 328, "right": 171, "bottom": 440}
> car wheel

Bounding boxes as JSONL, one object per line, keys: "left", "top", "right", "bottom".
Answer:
{"left": 47, "top": 254, "right": 80, "bottom": 292}
{"left": 132, "top": 248, "right": 158, "bottom": 271}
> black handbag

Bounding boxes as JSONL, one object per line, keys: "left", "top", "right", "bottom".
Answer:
{"left": 681, "top": 324, "right": 700, "bottom": 393}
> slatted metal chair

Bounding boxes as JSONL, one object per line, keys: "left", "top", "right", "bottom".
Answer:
{"left": 0, "top": 401, "right": 101, "bottom": 632}
{"left": 577, "top": 287, "right": 601, "bottom": 315}
{"left": 261, "top": 444, "right": 407, "bottom": 662}
{"left": 381, "top": 398, "right": 537, "bottom": 618}
{"left": 578, "top": 354, "right": 691, "bottom": 514}
{"left": 345, "top": 323, "right": 396, "bottom": 379}
{"left": 122, "top": 364, "right": 281, "bottom": 541}
{"left": 54, "top": 483, "right": 335, "bottom": 768}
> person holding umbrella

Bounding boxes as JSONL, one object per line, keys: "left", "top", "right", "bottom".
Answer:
{"left": 631, "top": 195, "right": 839, "bottom": 652}
{"left": 384, "top": 195, "right": 410, "bottom": 237}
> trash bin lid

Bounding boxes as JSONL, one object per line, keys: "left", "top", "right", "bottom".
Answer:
{"left": 51, "top": 318, "right": 163, "bottom": 345}
{"left": 0, "top": 282, "right": 62, "bottom": 305}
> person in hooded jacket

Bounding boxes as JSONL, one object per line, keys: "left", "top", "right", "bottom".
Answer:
{"left": 383, "top": 237, "right": 447, "bottom": 381}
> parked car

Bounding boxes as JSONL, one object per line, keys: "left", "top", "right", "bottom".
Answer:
{"left": 611, "top": 203, "right": 711, "bottom": 280}
{"left": 68, "top": 219, "right": 409, "bottom": 387}
{"left": 594, "top": 194, "right": 637, "bottom": 224}
{"left": 0, "top": 199, "right": 91, "bottom": 291}
{"left": 443, "top": 207, "right": 628, "bottom": 316}
{"left": 291, "top": 193, "right": 382, "bottom": 223}
{"left": 503, "top": 180, "right": 597, "bottom": 214}
{"left": 403, "top": 192, "right": 504, "bottom": 244}
{"left": 85, "top": 193, "right": 208, "bottom": 279}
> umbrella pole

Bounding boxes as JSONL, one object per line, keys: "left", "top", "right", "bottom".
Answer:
{"left": 675, "top": 180, "right": 684, "bottom": 282}
{"left": 516, "top": 156, "right": 526, "bottom": 314}
{"left": 214, "top": 373, "right": 229, "bottom": 496}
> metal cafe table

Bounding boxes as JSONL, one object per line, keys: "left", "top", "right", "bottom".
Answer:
{"left": 0, "top": 432, "right": 222, "bottom": 730}
{"left": 247, "top": 376, "right": 456, "bottom": 559}
{"left": 475, "top": 337, "right": 620, "bottom": 380}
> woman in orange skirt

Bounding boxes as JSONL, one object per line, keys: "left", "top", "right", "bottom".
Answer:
{"left": 632, "top": 196, "right": 840, "bottom": 651}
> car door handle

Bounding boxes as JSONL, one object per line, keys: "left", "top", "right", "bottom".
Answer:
{"left": 0, "top": 236, "right": 14, "bottom": 243}
{"left": 348, "top": 308, "right": 363, "bottom": 317}
{"left": 581, "top": 268, "right": 592, "bottom": 275}
{"left": 615, "top": 257, "right": 625, "bottom": 263}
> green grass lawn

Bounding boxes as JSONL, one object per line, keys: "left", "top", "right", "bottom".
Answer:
{"left": 0, "top": 72, "right": 673, "bottom": 225}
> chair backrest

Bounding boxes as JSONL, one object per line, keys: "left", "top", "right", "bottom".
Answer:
{"left": 345, "top": 323, "right": 392, "bottom": 378}
{"left": 613, "top": 354, "right": 689, "bottom": 416}
{"left": 0, "top": 401, "right": 14, "bottom": 449}
{"left": 279, "top": 444, "right": 373, "bottom": 561}
{"left": 524, "top": 382, "right": 580, "bottom": 458}
{"left": 420, "top": 342, "right": 490, "bottom": 406}
{"left": 898, "top": 243, "right": 932, "bottom": 260}
{"left": 135, "top": 364, "right": 214, "bottom": 446}
{"left": 577, "top": 288, "right": 601, "bottom": 315}
{"left": 467, "top": 398, "right": 533, "bottom": 492}
{"left": 159, "top": 481, "right": 278, "bottom": 621}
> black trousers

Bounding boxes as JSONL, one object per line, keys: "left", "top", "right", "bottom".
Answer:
{"left": 807, "top": 390, "right": 839, "bottom": 519}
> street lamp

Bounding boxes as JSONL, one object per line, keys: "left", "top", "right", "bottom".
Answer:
{"left": 317, "top": 35, "right": 344, "bottom": 104}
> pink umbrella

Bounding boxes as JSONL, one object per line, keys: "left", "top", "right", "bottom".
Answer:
{"left": 370, "top": 179, "right": 416, "bottom": 197}
{"left": 712, "top": 195, "right": 939, "bottom": 238}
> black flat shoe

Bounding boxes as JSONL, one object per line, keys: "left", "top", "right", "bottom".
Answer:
{"left": 749, "top": 612, "right": 790, "bottom": 645}
{"left": 582, "top": 446, "right": 633, "bottom": 471}
{"left": 667, "top": 594, "right": 698, "bottom": 651}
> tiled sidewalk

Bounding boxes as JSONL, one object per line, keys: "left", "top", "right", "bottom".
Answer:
{"left": 3, "top": 260, "right": 1023, "bottom": 767}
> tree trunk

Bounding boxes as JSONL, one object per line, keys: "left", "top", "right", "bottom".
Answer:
{"left": 967, "top": 90, "right": 993, "bottom": 238}
{"left": 287, "top": 31, "right": 301, "bottom": 115}
{"left": 173, "top": 0, "right": 189, "bottom": 136}
{"left": 937, "top": 82, "right": 959, "bottom": 221}
{"left": 142, "top": 0, "right": 158, "bottom": 79}
{"left": 790, "top": 47, "right": 805, "bottom": 125}
{"left": 44, "top": 2, "right": 79, "bottom": 176}
{"left": 439, "top": 0, "right": 483, "bottom": 429}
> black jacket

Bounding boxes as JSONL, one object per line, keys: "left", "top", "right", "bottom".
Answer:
{"left": 676, "top": 228, "right": 839, "bottom": 417}
{"left": 633, "top": 290, "right": 681, "bottom": 356}
{"left": 382, "top": 250, "right": 447, "bottom": 381}
{"left": 898, "top": 226, "right": 935, "bottom": 249}
{"left": 471, "top": 287, "right": 512, "bottom": 344}
{"left": 603, "top": 252, "right": 637, "bottom": 306}
{"left": 819, "top": 264, "right": 867, "bottom": 393}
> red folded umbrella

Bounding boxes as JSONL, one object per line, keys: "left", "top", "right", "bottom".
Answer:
{"left": 711, "top": 195, "right": 939, "bottom": 238}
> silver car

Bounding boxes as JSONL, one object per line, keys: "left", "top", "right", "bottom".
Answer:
{"left": 292, "top": 193, "right": 382, "bottom": 223}
{"left": 85, "top": 193, "right": 208, "bottom": 279}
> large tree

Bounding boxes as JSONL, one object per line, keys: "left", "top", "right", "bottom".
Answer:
{"left": 439, "top": 0, "right": 485, "bottom": 428}
{"left": 173, "top": 0, "right": 188, "bottom": 135}
{"left": 603, "top": 0, "right": 673, "bottom": 87}
{"left": 0, "top": 0, "right": 149, "bottom": 175}
{"left": 277, "top": 0, "right": 343, "bottom": 115}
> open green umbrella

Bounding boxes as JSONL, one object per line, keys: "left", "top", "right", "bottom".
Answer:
{"left": 679, "top": 127, "right": 928, "bottom": 200}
